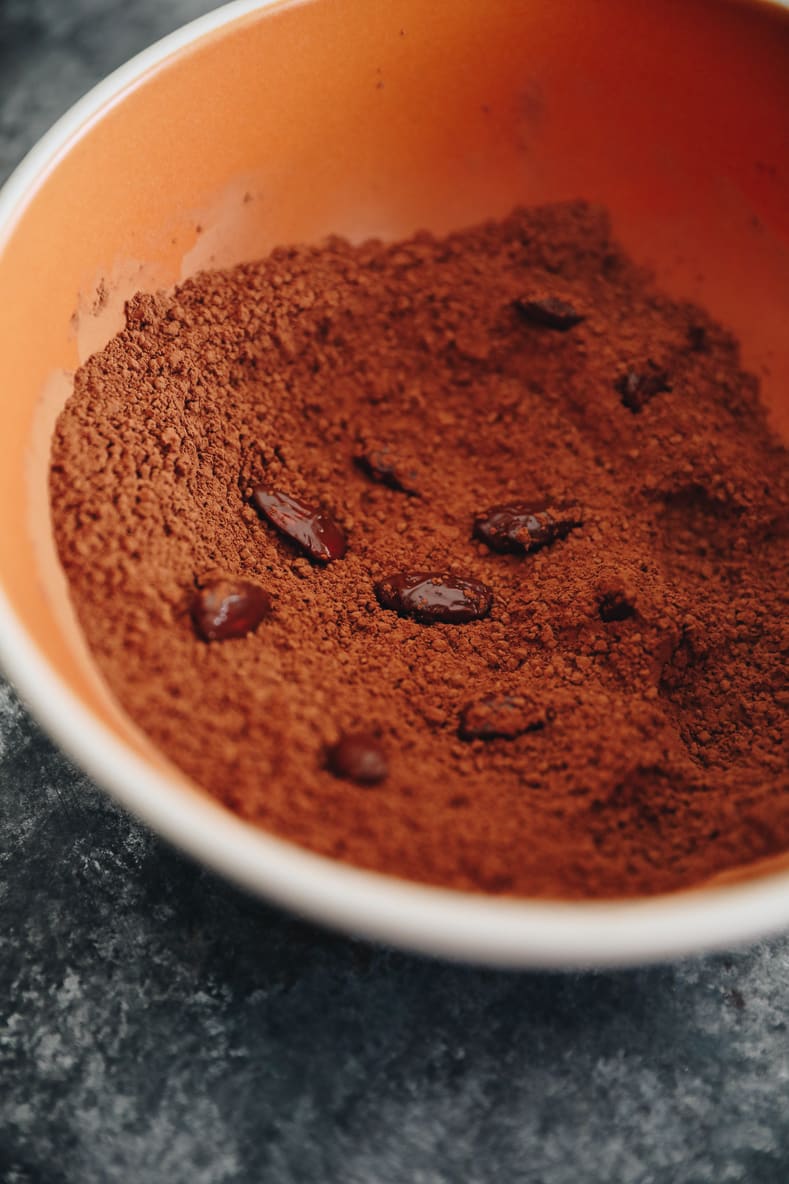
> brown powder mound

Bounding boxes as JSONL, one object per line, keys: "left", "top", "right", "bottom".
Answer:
{"left": 50, "top": 202, "right": 789, "bottom": 899}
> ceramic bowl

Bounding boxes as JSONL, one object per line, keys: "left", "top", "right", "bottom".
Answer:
{"left": 0, "top": 0, "right": 787, "bottom": 967}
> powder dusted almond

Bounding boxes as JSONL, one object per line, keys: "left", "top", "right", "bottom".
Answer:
{"left": 459, "top": 695, "right": 553, "bottom": 741}
{"left": 513, "top": 294, "right": 585, "bottom": 330}
{"left": 327, "top": 733, "right": 388, "bottom": 785}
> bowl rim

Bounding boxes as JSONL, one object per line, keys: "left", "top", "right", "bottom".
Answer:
{"left": 1, "top": 0, "right": 788, "bottom": 969}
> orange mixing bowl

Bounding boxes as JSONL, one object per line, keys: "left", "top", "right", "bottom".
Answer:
{"left": 0, "top": 0, "right": 787, "bottom": 965}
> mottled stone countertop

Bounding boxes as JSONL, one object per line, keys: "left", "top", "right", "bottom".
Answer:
{"left": 1, "top": 3, "right": 788, "bottom": 1181}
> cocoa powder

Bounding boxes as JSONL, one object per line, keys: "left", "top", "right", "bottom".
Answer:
{"left": 50, "top": 202, "right": 788, "bottom": 899}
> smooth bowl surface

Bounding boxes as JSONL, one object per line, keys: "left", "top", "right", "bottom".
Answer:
{"left": 0, "top": 0, "right": 787, "bottom": 967}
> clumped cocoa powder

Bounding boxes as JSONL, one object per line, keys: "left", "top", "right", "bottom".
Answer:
{"left": 50, "top": 202, "right": 788, "bottom": 899}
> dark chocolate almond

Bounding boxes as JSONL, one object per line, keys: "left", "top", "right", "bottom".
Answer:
{"left": 598, "top": 591, "right": 636, "bottom": 622}
{"left": 252, "top": 488, "right": 347, "bottom": 562}
{"left": 473, "top": 502, "right": 582, "bottom": 554}
{"left": 375, "top": 571, "right": 492, "bottom": 624}
{"left": 514, "top": 295, "right": 585, "bottom": 331}
{"left": 191, "top": 578, "right": 272, "bottom": 642}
